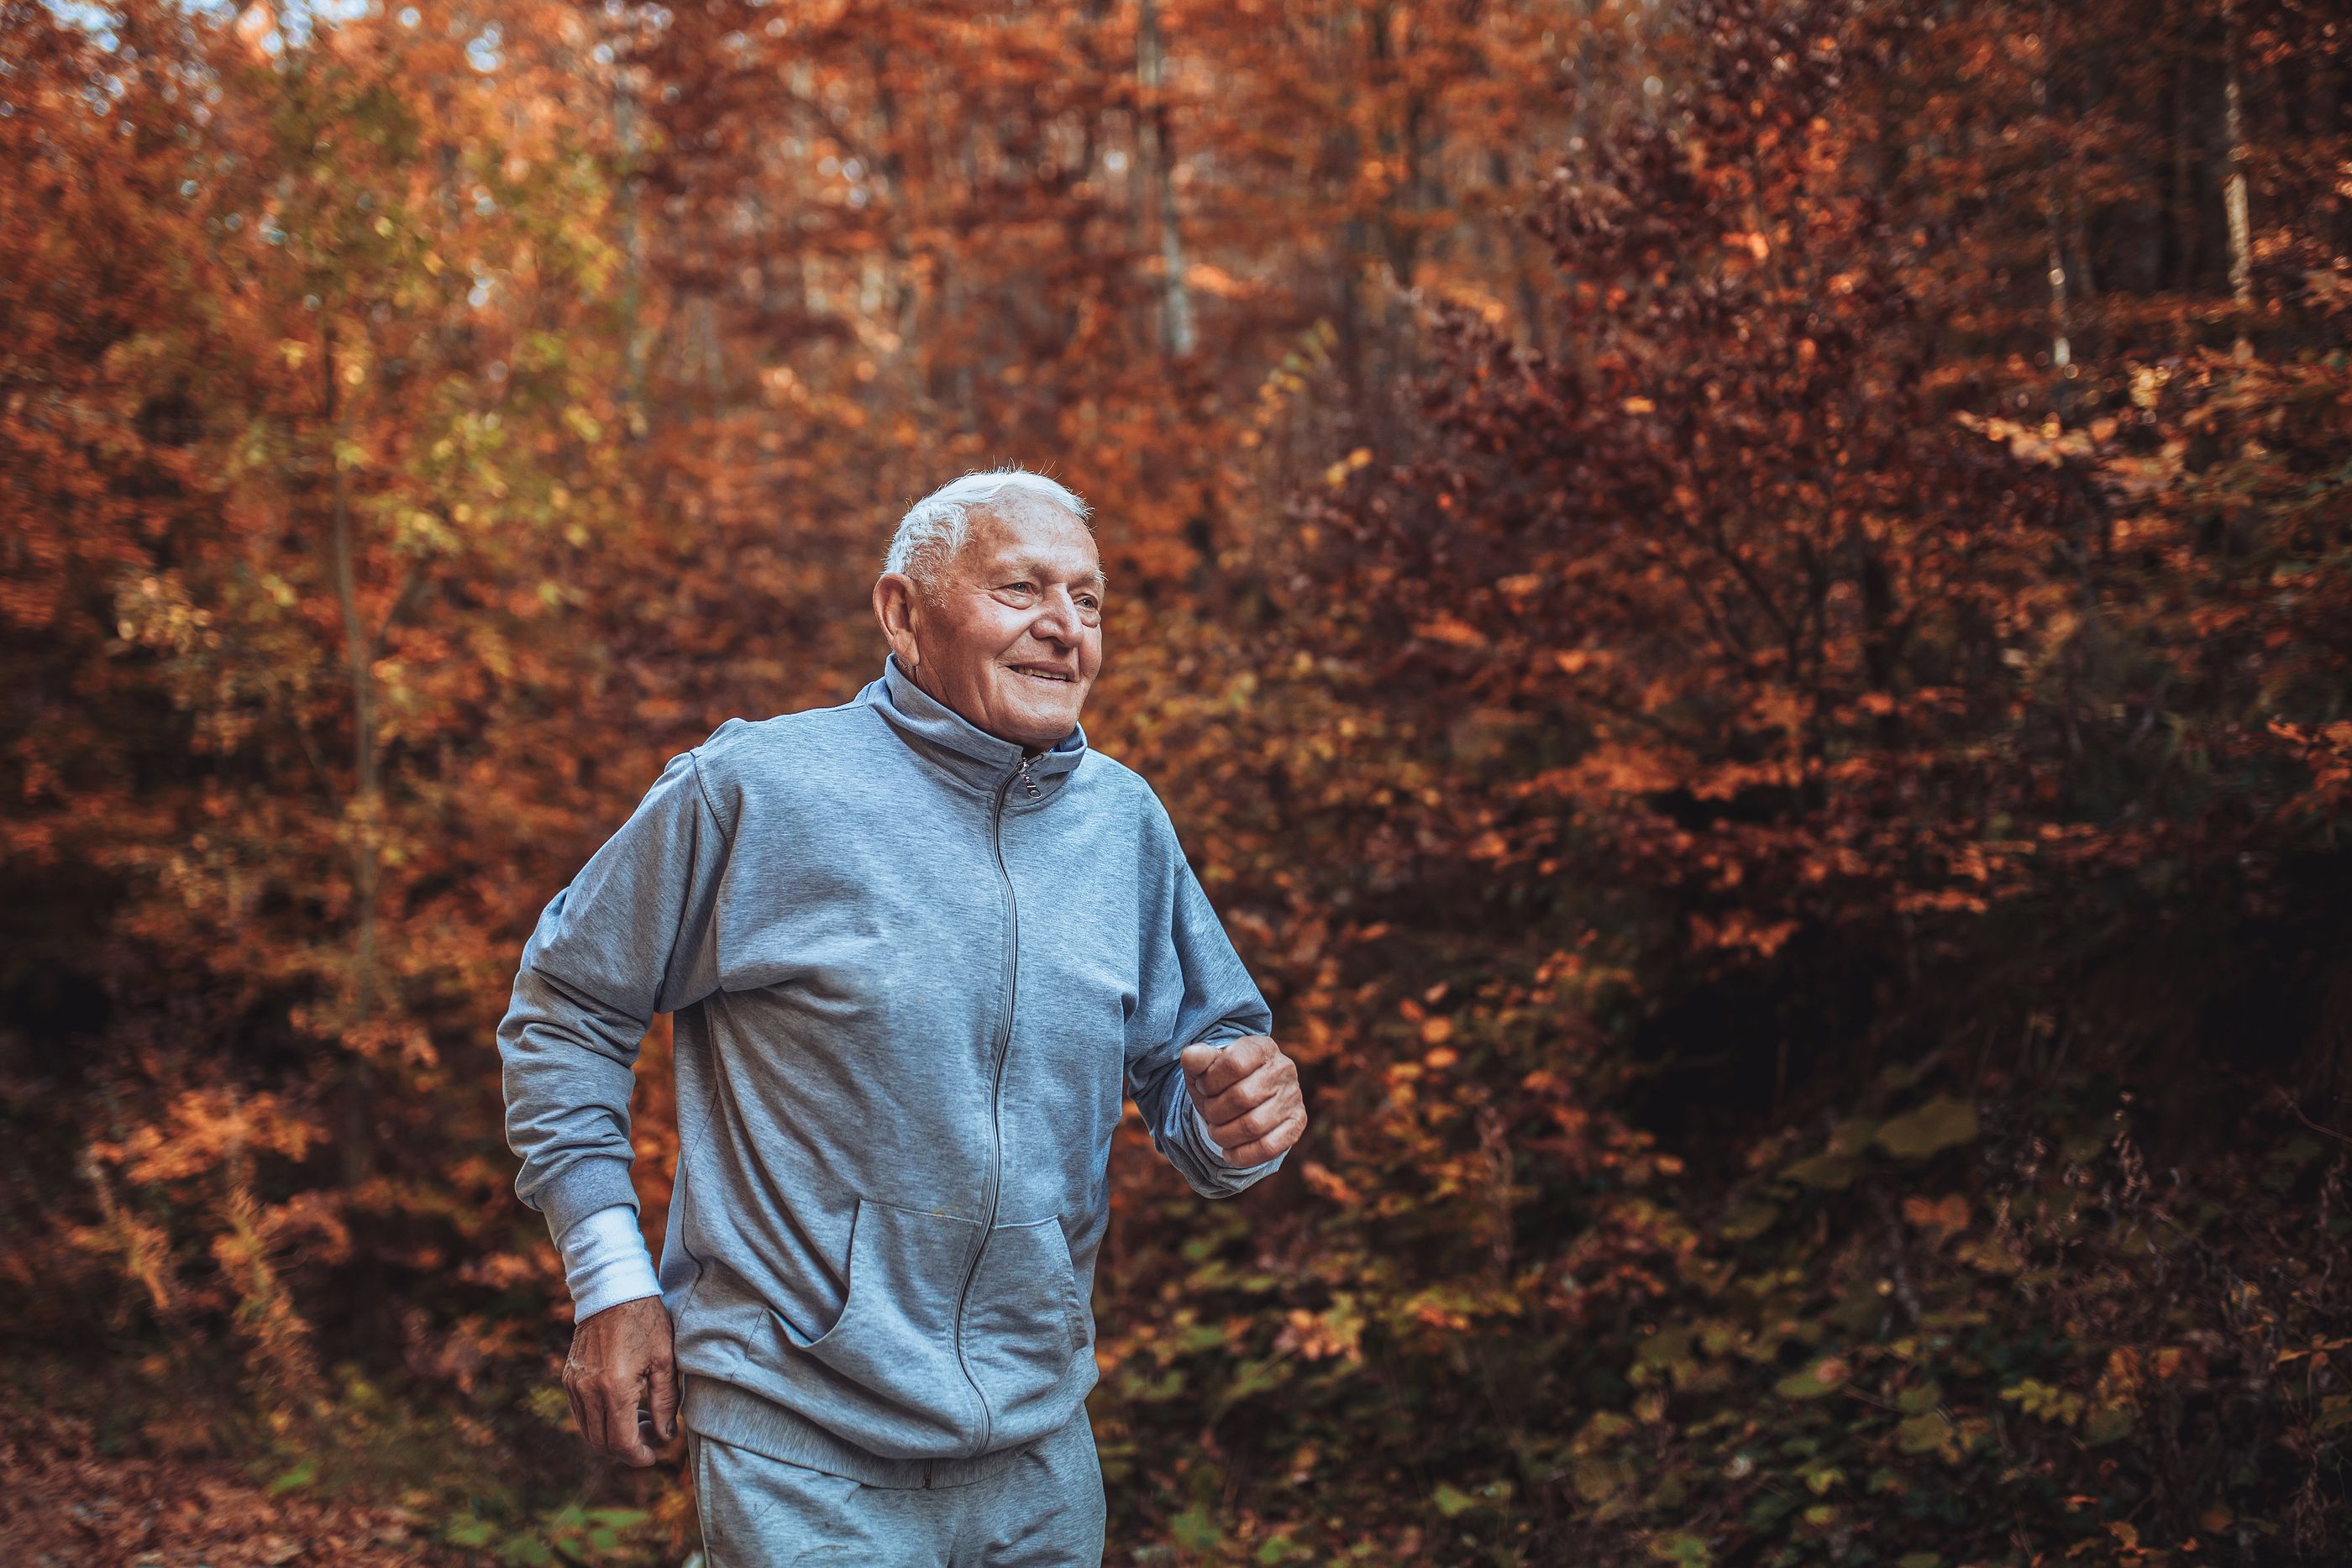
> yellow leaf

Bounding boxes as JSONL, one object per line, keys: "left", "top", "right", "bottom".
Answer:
{"left": 1413, "top": 615, "right": 1488, "bottom": 648}
{"left": 1876, "top": 1097, "right": 1979, "bottom": 1160}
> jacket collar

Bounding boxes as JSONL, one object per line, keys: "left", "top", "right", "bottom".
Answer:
{"left": 859, "top": 651, "right": 1089, "bottom": 805}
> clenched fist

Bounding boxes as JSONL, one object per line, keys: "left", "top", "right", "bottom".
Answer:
{"left": 563, "top": 1296, "right": 678, "bottom": 1466}
{"left": 1180, "top": 1033, "right": 1307, "bottom": 1167}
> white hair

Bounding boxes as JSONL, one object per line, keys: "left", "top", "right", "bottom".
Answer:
{"left": 882, "top": 466, "right": 1094, "bottom": 596}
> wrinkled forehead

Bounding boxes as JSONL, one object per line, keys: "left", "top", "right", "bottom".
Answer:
{"left": 962, "top": 501, "right": 1105, "bottom": 589}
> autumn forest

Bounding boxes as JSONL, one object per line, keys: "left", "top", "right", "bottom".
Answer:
{"left": 3, "top": 0, "right": 2349, "bottom": 1562}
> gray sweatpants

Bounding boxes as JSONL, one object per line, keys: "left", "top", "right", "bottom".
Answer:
{"left": 688, "top": 1407, "right": 1106, "bottom": 1567}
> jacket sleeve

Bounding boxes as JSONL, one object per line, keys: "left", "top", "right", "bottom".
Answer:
{"left": 498, "top": 743, "right": 732, "bottom": 1243}
{"left": 1126, "top": 795, "right": 1287, "bottom": 1199}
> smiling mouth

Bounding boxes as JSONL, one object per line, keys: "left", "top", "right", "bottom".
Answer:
{"left": 1011, "top": 666, "right": 1076, "bottom": 684}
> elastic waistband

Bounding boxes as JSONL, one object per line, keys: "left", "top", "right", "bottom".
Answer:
{"left": 680, "top": 1375, "right": 1031, "bottom": 1490}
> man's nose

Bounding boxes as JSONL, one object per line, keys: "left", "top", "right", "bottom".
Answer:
{"left": 1030, "top": 588, "right": 1082, "bottom": 645}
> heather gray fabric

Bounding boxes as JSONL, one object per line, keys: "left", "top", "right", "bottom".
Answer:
{"left": 688, "top": 1403, "right": 1105, "bottom": 1567}
{"left": 497, "top": 652, "right": 1283, "bottom": 1482}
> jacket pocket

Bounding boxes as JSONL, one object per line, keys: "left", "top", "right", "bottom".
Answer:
{"left": 766, "top": 1196, "right": 985, "bottom": 1458}
{"left": 958, "top": 1213, "right": 1090, "bottom": 1441}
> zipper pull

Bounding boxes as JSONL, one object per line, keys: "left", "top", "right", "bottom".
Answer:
{"left": 1016, "top": 752, "right": 1042, "bottom": 800}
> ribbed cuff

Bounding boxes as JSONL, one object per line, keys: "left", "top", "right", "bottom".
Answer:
{"left": 554, "top": 1204, "right": 663, "bottom": 1321}
{"left": 534, "top": 1156, "right": 640, "bottom": 1244}
{"left": 1191, "top": 1102, "right": 1239, "bottom": 1167}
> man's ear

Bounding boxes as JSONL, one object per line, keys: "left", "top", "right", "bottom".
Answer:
{"left": 874, "top": 572, "right": 924, "bottom": 672}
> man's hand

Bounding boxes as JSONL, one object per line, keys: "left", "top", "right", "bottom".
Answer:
{"left": 1180, "top": 1034, "right": 1306, "bottom": 1167}
{"left": 562, "top": 1296, "right": 678, "bottom": 1466}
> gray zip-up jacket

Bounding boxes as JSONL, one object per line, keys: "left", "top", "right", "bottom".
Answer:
{"left": 497, "top": 653, "right": 1285, "bottom": 1486}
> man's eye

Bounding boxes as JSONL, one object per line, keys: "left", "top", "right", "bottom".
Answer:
{"left": 1002, "top": 581, "right": 1036, "bottom": 595}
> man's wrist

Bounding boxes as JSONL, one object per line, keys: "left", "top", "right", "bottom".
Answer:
{"left": 555, "top": 1204, "right": 663, "bottom": 1320}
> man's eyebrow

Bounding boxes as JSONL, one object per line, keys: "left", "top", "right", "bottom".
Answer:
{"left": 998, "top": 559, "right": 1108, "bottom": 591}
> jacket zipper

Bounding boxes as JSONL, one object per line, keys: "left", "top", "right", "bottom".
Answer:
{"left": 949, "top": 750, "right": 1040, "bottom": 1455}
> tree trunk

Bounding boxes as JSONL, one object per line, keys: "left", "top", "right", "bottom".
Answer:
{"left": 614, "top": 56, "right": 650, "bottom": 439}
{"left": 2223, "top": 0, "right": 2254, "bottom": 359}
{"left": 2036, "top": 0, "right": 2075, "bottom": 408}
{"left": 1491, "top": 148, "right": 1546, "bottom": 356}
{"left": 1137, "top": 0, "right": 1195, "bottom": 358}
{"left": 2169, "top": 10, "right": 2201, "bottom": 305}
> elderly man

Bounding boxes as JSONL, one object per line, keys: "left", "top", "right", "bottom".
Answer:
{"left": 497, "top": 467, "right": 1306, "bottom": 1565}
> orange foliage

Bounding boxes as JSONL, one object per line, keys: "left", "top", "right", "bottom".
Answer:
{"left": 3, "top": 0, "right": 2349, "bottom": 1561}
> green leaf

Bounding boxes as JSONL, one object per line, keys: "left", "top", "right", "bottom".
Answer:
{"left": 1572, "top": 1456, "right": 1632, "bottom": 1502}
{"left": 1719, "top": 1202, "right": 1780, "bottom": 1240}
{"left": 2082, "top": 1405, "right": 2134, "bottom": 1445}
{"left": 1178, "top": 1322, "right": 1228, "bottom": 1354}
{"left": 1781, "top": 1153, "right": 1856, "bottom": 1190}
{"left": 266, "top": 1460, "right": 315, "bottom": 1497}
{"left": 1876, "top": 1097, "right": 1979, "bottom": 1160}
{"left": 1215, "top": 1356, "right": 1290, "bottom": 1410}
{"left": 1128, "top": 1366, "right": 1185, "bottom": 1402}
{"left": 1170, "top": 1503, "right": 1221, "bottom": 1552}
{"left": 1896, "top": 1382, "right": 1943, "bottom": 1413}
{"left": 1895, "top": 1411, "right": 1954, "bottom": 1454}
{"left": 2272, "top": 1135, "right": 2323, "bottom": 1167}
{"left": 497, "top": 1536, "right": 555, "bottom": 1568}
{"left": 1826, "top": 1117, "right": 1880, "bottom": 1156}
{"left": 1572, "top": 1409, "right": 1637, "bottom": 1452}
{"left": 585, "top": 1509, "right": 648, "bottom": 1529}
{"left": 1877, "top": 1060, "right": 1925, "bottom": 1093}
{"left": 1432, "top": 1481, "right": 1477, "bottom": 1518}
{"left": 444, "top": 1515, "right": 499, "bottom": 1550}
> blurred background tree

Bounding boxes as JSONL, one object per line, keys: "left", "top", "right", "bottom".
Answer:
{"left": 2, "top": 0, "right": 2345, "bottom": 1562}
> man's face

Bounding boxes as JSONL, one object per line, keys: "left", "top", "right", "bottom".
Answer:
{"left": 887, "top": 500, "right": 1105, "bottom": 750}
